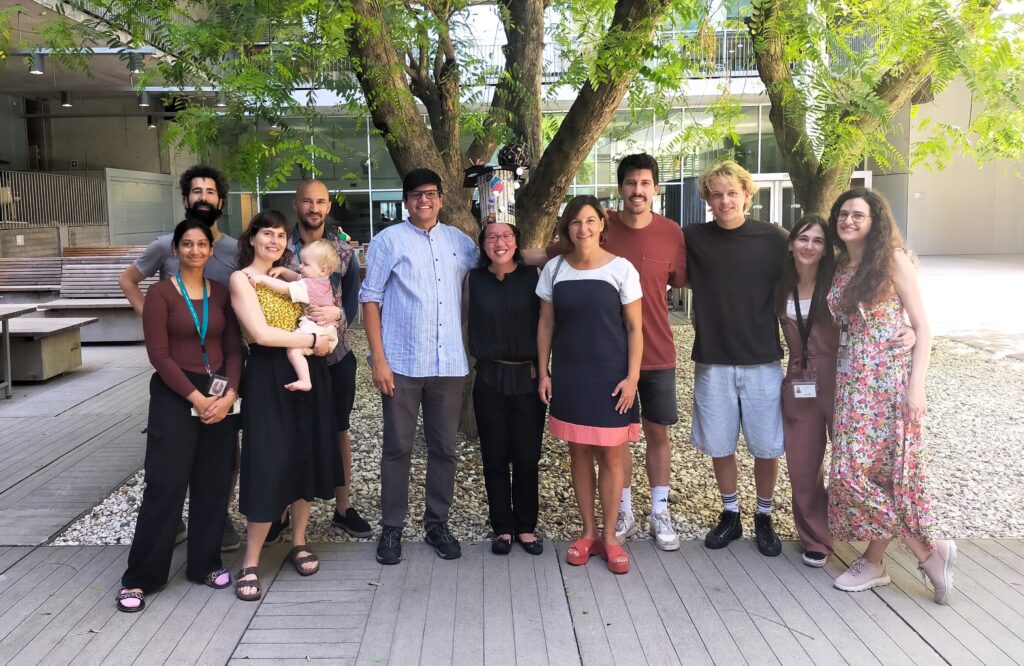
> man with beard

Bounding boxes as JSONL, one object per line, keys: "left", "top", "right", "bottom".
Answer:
{"left": 280, "top": 179, "right": 371, "bottom": 539}
{"left": 119, "top": 165, "right": 241, "bottom": 551}
{"left": 528, "top": 153, "right": 687, "bottom": 551}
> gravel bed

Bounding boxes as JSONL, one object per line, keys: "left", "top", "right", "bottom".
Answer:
{"left": 53, "top": 327, "right": 1024, "bottom": 546}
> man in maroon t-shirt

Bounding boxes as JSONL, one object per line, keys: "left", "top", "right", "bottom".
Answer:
{"left": 527, "top": 153, "right": 687, "bottom": 550}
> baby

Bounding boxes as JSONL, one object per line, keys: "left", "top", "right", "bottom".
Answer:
{"left": 250, "top": 239, "right": 340, "bottom": 391}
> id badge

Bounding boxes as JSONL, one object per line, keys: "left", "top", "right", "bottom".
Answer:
{"left": 792, "top": 381, "right": 817, "bottom": 399}
{"left": 839, "top": 329, "right": 849, "bottom": 346}
{"left": 206, "top": 374, "right": 229, "bottom": 397}
{"left": 837, "top": 356, "right": 850, "bottom": 374}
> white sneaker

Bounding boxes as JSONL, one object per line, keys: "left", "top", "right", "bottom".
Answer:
{"left": 834, "top": 557, "right": 890, "bottom": 592}
{"left": 918, "top": 540, "right": 957, "bottom": 604}
{"left": 614, "top": 510, "right": 637, "bottom": 545}
{"left": 649, "top": 510, "right": 680, "bottom": 551}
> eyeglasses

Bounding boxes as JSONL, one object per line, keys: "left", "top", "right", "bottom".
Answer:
{"left": 484, "top": 233, "right": 515, "bottom": 244}
{"left": 406, "top": 190, "right": 440, "bottom": 201}
{"left": 837, "top": 211, "right": 870, "bottom": 224}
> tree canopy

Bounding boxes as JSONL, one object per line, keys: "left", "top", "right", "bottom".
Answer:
{"left": 5, "top": 0, "right": 1023, "bottom": 234}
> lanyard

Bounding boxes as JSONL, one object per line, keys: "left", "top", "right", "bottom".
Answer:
{"left": 791, "top": 286, "right": 814, "bottom": 371}
{"left": 175, "top": 272, "right": 212, "bottom": 376}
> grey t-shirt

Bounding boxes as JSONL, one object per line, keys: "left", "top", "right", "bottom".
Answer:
{"left": 135, "top": 233, "right": 240, "bottom": 285}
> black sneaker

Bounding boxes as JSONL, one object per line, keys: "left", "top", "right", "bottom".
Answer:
{"left": 754, "top": 513, "right": 782, "bottom": 557}
{"left": 425, "top": 523, "right": 462, "bottom": 560}
{"left": 332, "top": 507, "right": 373, "bottom": 538}
{"left": 704, "top": 510, "right": 741, "bottom": 549}
{"left": 221, "top": 518, "right": 241, "bottom": 552}
{"left": 175, "top": 519, "right": 188, "bottom": 545}
{"left": 376, "top": 526, "right": 402, "bottom": 565}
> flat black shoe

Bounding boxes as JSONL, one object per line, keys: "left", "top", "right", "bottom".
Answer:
{"left": 264, "top": 511, "right": 290, "bottom": 547}
{"left": 754, "top": 513, "right": 782, "bottom": 557}
{"left": 376, "top": 526, "right": 402, "bottom": 565}
{"left": 332, "top": 506, "right": 373, "bottom": 538}
{"left": 516, "top": 535, "right": 543, "bottom": 556}
{"left": 174, "top": 519, "right": 187, "bottom": 546}
{"left": 491, "top": 536, "right": 512, "bottom": 555}
{"left": 425, "top": 523, "right": 462, "bottom": 560}
{"left": 704, "top": 510, "right": 742, "bottom": 549}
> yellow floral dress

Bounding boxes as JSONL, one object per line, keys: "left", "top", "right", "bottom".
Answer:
{"left": 242, "top": 284, "right": 302, "bottom": 345}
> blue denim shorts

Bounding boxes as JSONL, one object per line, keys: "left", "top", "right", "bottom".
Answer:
{"left": 691, "top": 362, "right": 784, "bottom": 459}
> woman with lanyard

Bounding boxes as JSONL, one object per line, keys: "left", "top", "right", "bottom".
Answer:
{"left": 466, "top": 219, "right": 546, "bottom": 555}
{"left": 117, "top": 219, "right": 242, "bottom": 613}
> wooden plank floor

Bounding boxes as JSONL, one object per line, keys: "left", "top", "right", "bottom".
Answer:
{"left": 2, "top": 539, "right": 1021, "bottom": 665}
{"left": 0, "top": 345, "right": 151, "bottom": 546}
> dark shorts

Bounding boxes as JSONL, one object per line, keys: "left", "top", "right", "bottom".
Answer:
{"left": 328, "top": 351, "right": 357, "bottom": 432}
{"left": 638, "top": 368, "right": 678, "bottom": 426}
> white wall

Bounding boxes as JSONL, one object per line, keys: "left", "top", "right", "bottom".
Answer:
{"left": 105, "top": 168, "right": 175, "bottom": 245}
{"left": 905, "top": 79, "right": 1024, "bottom": 255}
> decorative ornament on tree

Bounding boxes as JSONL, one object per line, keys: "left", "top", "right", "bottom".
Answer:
{"left": 463, "top": 143, "right": 531, "bottom": 227}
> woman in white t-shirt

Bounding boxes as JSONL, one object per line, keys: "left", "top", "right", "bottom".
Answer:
{"left": 536, "top": 195, "right": 642, "bottom": 575}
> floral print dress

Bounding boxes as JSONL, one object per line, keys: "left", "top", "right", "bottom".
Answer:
{"left": 826, "top": 265, "right": 934, "bottom": 541}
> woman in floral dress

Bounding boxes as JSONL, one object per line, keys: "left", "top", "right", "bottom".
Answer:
{"left": 827, "top": 188, "right": 955, "bottom": 604}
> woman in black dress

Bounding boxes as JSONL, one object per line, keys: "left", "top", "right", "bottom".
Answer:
{"left": 229, "top": 210, "right": 341, "bottom": 601}
{"left": 467, "top": 221, "right": 546, "bottom": 555}
{"left": 117, "top": 219, "right": 242, "bottom": 612}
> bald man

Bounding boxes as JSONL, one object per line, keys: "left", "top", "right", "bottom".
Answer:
{"left": 282, "top": 180, "right": 371, "bottom": 538}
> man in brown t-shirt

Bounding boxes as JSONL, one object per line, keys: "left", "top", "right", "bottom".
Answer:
{"left": 527, "top": 153, "right": 687, "bottom": 550}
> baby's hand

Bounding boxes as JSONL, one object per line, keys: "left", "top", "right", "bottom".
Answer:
{"left": 246, "top": 273, "right": 265, "bottom": 287}
{"left": 268, "top": 266, "right": 287, "bottom": 279}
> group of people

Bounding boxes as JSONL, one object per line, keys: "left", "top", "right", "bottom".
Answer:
{"left": 113, "top": 154, "right": 955, "bottom": 613}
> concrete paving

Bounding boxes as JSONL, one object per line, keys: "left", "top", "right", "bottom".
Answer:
{"left": 918, "top": 254, "right": 1024, "bottom": 360}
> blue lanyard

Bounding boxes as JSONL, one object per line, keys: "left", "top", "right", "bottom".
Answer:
{"left": 175, "top": 272, "right": 212, "bottom": 376}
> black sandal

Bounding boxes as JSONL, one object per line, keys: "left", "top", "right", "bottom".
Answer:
{"left": 205, "top": 568, "right": 232, "bottom": 589}
{"left": 264, "top": 511, "right": 291, "bottom": 547}
{"left": 288, "top": 545, "right": 320, "bottom": 576}
{"left": 115, "top": 588, "right": 145, "bottom": 613}
{"left": 235, "top": 566, "right": 262, "bottom": 601}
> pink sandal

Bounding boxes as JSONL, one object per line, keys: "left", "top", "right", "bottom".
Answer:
{"left": 602, "top": 542, "right": 630, "bottom": 574}
{"left": 566, "top": 537, "right": 604, "bottom": 566}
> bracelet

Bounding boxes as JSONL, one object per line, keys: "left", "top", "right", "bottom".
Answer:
{"left": 311, "top": 332, "right": 317, "bottom": 349}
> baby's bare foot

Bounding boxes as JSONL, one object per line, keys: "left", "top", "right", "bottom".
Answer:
{"left": 284, "top": 380, "right": 312, "bottom": 392}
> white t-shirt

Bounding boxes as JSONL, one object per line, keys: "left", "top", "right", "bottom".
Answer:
{"left": 536, "top": 255, "right": 642, "bottom": 305}
{"left": 786, "top": 297, "right": 812, "bottom": 321}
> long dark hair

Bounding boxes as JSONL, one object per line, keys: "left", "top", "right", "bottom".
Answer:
{"left": 476, "top": 223, "right": 524, "bottom": 268}
{"left": 237, "top": 209, "right": 290, "bottom": 269}
{"left": 776, "top": 214, "right": 834, "bottom": 325}
{"left": 829, "top": 188, "right": 904, "bottom": 315}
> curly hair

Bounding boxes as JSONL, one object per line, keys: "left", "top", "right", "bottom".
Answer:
{"left": 775, "top": 214, "right": 835, "bottom": 326}
{"left": 179, "top": 165, "right": 229, "bottom": 200}
{"left": 556, "top": 195, "right": 607, "bottom": 248}
{"left": 237, "top": 210, "right": 290, "bottom": 270}
{"left": 830, "top": 188, "right": 905, "bottom": 315}
{"left": 617, "top": 153, "right": 660, "bottom": 186}
{"left": 698, "top": 160, "right": 758, "bottom": 211}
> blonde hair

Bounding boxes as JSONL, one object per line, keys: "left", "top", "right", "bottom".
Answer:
{"left": 304, "top": 239, "right": 341, "bottom": 273}
{"left": 698, "top": 160, "right": 758, "bottom": 212}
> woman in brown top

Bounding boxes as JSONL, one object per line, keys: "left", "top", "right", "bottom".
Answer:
{"left": 116, "top": 218, "right": 243, "bottom": 613}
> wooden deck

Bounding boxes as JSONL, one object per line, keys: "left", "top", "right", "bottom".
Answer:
{"left": 0, "top": 539, "right": 1022, "bottom": 664}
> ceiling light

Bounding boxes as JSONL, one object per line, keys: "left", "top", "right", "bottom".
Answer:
{"left": 128, "top": 53, "right": 142, "bottom": 74}
{"left": 60, "top": 91, "right": 73, "bottom": 107}
{"left": 29, "top": 52, "right": 44, "bottom": 75}
{"left": 138, "top": 91, "right": 151, "bottom": 107}
{"left": 147, "top": 115, "right": 157, "bottom": 129}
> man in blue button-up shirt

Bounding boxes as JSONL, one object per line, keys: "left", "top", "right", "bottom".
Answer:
{"left": 360, "top": 168, "right": 478, "bottom": 565}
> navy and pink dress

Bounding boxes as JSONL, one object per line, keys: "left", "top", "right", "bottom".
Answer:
{"left": 537, "top": 255, "right": 642, "bottom": 446}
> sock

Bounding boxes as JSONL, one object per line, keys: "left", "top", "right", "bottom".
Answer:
{"left": 651, "top": 486, "right": 670, "bottom": 514}
{"left": 619, "top": 486, "right": 633, "bottom": 515}
{"left": 721, "top": 491, "right": 739, "bottom": 513}
{"left": 756, "top": 496, "right": 773, "bottom": 515}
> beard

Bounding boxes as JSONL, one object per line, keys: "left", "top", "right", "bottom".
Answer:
{"left": 298, "top": 212, "right": 325, "bottom": 232}
{"left": 186, "top": 201, "right": 223, "bottom": 226}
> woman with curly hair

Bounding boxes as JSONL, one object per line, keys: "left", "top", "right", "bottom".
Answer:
{"left": 827, "top": 188, "right": 955, "bottom": 604}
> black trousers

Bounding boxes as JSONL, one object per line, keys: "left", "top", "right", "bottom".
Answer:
{"left": 122, "top": 371, "right": 235, "bottom": 592}
{"left": 472, "top": 378, "right": 546, "bottom": 535}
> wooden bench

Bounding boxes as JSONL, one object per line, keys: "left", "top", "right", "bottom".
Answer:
{"left": 63, "top": 245, "right": 149, "bottom": 258}
{"left": 37, "top": 255, "right": 155, "bottom": 343}
{"left": 0, "top": 257, "right": 62, "bottom": 302}
{"left": 6, "top": 316, "right": 97, "bottom": 380}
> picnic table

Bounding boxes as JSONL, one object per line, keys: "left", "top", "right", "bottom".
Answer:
{"left": 0, "top": 304, "right": 37, "bottom": 398}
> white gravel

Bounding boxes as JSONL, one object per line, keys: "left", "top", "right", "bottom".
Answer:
{"left": 53, "top": 326, "right": 1024, "bottom": 546}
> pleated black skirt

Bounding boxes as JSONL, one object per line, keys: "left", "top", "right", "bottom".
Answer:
{"left": 238, "top": 344, "right": 343, "bottom": 522}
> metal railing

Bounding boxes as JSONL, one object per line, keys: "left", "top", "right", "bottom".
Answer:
{"left": 0, "top": 171, "right": 108, "bottom": 227}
